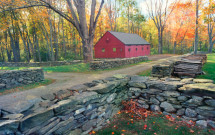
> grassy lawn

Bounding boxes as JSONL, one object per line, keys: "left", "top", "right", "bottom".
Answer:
{"left": 197, "top": 53, "right": 215, "bottom": 82}
{"left": 96, "top": 112, "right": 215, "bottom": 135}
{"left": 0, "top": 79, "right": 55, "bottom": 96}
{"left": 138, "top": 68, "right": 152, "bottom": 76}
{"left": 0, "top": 60, "right": 150, "bottom": 73}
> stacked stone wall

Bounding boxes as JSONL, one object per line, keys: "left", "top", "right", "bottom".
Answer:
{"left": 0, "top": 75, "right": 215, "bottom": 134}
{"left": 0, "top": 68, "right": 44, "bottom": 90}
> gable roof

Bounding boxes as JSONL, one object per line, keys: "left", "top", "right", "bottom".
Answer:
{"left": 109, "top": 31, "right": 150, "bottom": 45}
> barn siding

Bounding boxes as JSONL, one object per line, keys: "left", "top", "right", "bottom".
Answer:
{"left": 125, "top": 45, "right": 150, "bottom": 58}
{"left": 94, "top": 32, "right": 125, "bottom": 58}
{"left": 94, "top": 31, "right": 151, "bottom": 59}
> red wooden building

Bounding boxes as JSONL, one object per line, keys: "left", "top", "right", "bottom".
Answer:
{"left": 94, "top": 31, "right": 151, "bottom": 58}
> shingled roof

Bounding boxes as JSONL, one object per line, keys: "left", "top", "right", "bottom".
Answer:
{"left": 109, "top": 31, "right": 150, "bottom": 45}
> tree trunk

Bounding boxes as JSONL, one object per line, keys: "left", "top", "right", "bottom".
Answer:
{"left": 48, "top": 10, "right": 55, "bottom": 61}
{"left": 82, "top": 38, "right": 94, "bottom": 62}
{"left": 158, "top": 30, "right": 163, "bottom": 54}
{"left": 194, "top": 0, "right": 199, "bottom": 54}
{"left": 173, "top": 41, "right": 176, "bottom": 54}
{"left": 62, "top": 18, "right": 66, "bottom": 57}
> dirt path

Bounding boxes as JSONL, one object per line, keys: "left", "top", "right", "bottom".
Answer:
{"left": 0, "top": 54, "right": 181, "bottom": 108}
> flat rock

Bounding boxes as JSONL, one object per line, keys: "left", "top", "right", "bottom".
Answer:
{"left": 106, "top": 93, "right": 117, "bottom": 103}
{"left": 3, "top": 114, "right": 24, "bottom": 120}
{"left": 19, "top": 108, "right": 54, "bottom": 132}
{"left": 177, "top": 96, "right": 188, "bottom": 101}
{"left": 205, "top": 99, "right": 215, "bottom": 107}
{"left": 147, "top": 80, "right": 184, "bottom": 91}
{"left": 185, "top": 108, "right": 197, "bottom": 118}
{"left": 180, "top": 78, "right": 194, "bottom": 84}
{"left": 196, "top": 120, "right": 207, "bottom": 128}
{"left": 207, "top": 121, "right": 215, "bottom": 129}
{"left": 179, "top": 83, "right": 215, "bottom": 94}
{"left": 146, "top": 89, "right": 162, "bottom": 95}
{"left": 68, "top": 84, "right": 89, "bottom": 91}
{"left": 161, "top": 91, "right": 180, "bottom": 97}
{"left": 177, "top": 108, "right": 185, "bottom": 116}
{"left": 0, "top": 120, "right": 19, "bottom": 134}
{"left": 160, "top": 102, "right": 176, "bottom": 113}
{"left": 70, "top": 129, "right": 82, "bottom": 135}
{"left": 113, "top": 74, "right": 128, "bottom": 79}
{"left": 193, "top": 79, "right": 214, "bottom": 83}
{"left": 165, "top": 78, "right": 181, "bottom": 82}
{"left": 130, "top": 76, "right": 149, "bottom": 82}
{"left": 70, "top": 92, "right": 99, "bottom": 104}
{"left": 0, "top": 84, "right": 6, "bottom": 89}
{"left": 150, "top": 105, "right": 161, "bottom": 112}
{"left": 2, "top": 98, "right": 41, "bottom": 114}
{"left": 82, "top": 119, "right": 97, "bottom": 131}
{"left": 41, "top": 94, "right": 55, "bottom": 101}
{"left": 54, "top": 90, "right": 72, "bottom": 100}
{"left": 150, "top": 97, "right": 160, "bottom": 105}
{"left": 87, "top": 82, "right": 119, "bottom": 94}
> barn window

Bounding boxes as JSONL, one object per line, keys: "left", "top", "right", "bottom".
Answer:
{"left": 113, "top": 48, "right": 116, "bottom": 52}
{"left": 147, "top": 47, "right": 149, "bottom": 50}
{"left": 142, "top": 47, "right": 144, "bottom": 51}
{"left": 120, "top": 48, "right": 123, "bottom": 52}
{"left": 102, "top": 48, "right": 105, "bottom": 52}
{"left": 128, "top": 48, "right": 131, "bottom": 52}
{"left": 136, "top": 48, "right": 138, "bottom": 51}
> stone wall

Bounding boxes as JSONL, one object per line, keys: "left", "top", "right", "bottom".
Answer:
{"left": 0, "top": 75, "right": 215, "bottom": 134}
{"left": 0, "top": 68, "right": 44, "bottom": 90}
{"left": 90, "top": 56, "right": 148, "bottom": 70}
{"left": 0, "top": 60, "right": 82, "bottom": 67}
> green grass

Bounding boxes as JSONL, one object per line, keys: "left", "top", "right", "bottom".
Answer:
{"left": 197, "top": 53, "right": 215, "bottom": 82}
{"left": 96, "top": 113, "right": 215, "bottom": 135}
{"left": 0, "top": 60, "right": 150, "bottom": 73}
{"left": 138, "top": 68, "right": 152, "bottom": 76}
{"left": 0, "top": 79, "right": 55, "bottom": 96}
{"left": 43, "top": 63, "right": 90, "bottom": 73}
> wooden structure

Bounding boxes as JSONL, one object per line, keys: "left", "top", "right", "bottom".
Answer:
{"left": 94, "top": 31, "right": 151, "bottom": 58}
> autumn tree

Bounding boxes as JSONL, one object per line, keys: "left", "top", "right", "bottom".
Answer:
{"left": 146, "top": 0, "right": 178, "bottom": 54}
{"left": 167, "top": 1, "right": 195, "bottom": 54}
{"left": 204, "top": 0, "right": 215, "bottom": 53}
{"left": 1, "top": 0, "right": 105, "bottom": 62}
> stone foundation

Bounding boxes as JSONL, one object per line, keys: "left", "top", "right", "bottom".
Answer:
{"left": 90, "top": 56, "right": 148, "bottom": 70}
{"left": 0, "top": 68, "right": 44, "bottom": 90}
{"left": 0, "top": 75, "right": 215, "bottom": 134}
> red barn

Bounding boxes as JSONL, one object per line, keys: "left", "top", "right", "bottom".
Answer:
{"left": 94, "top": 31, "right": 151, "bottom": 58}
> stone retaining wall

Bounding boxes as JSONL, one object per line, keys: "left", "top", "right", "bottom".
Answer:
{"left": 90, "top": 56, "right": 148, "bottom": 70}
{"left": 0, "top": 68, "right": 44, "bottom": 90}
{"left": 0, "top": 60, "right": 82, "bottom": 67}
{"left": 0, "top": 75, "right": 215, "bottom": 134}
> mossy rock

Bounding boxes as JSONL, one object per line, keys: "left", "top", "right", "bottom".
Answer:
{"left": 179, "top": 83, "right": 215, "bottom": 94}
